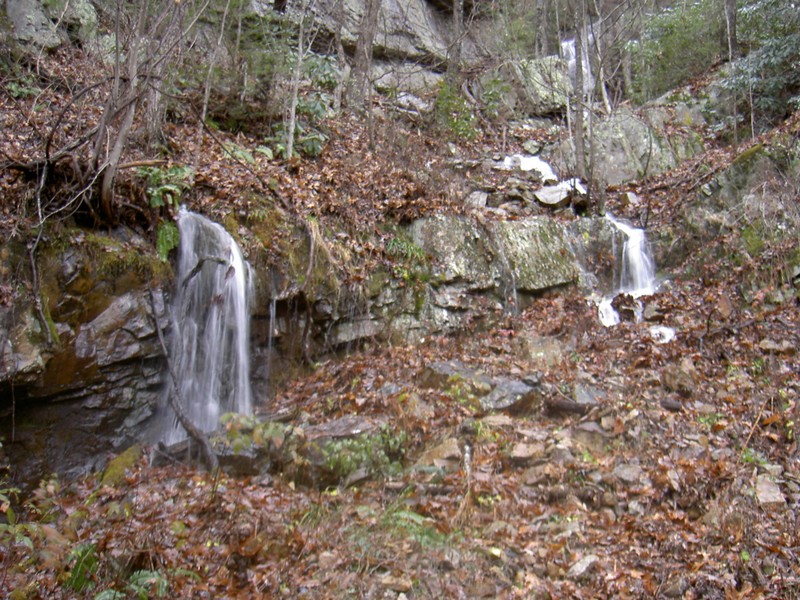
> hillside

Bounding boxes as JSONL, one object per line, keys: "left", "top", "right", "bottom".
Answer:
{"left": 2, "top": 1, "right": 800, "bottom": 598}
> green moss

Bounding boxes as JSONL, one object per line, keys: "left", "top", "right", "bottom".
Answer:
{"left": 366, "top": 269, "right": 390, "bottom": 298}
{"left": 100, "top": 445, "right": 143, "bottom": 487}
{"left": 75, "top": 231, "right": 172, "bottom": 284}
{"left": 742, "top": 224, "right": 765, "bottom": 257}
{"left": 732, "top": 144, "right": 765, "bottom": 168}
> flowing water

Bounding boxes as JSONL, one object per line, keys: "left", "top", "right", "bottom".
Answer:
{"left": 598, "top": 214, "right": 658, "bottom": 327}
{"left": 161, "top": 208, "right": 253, "bottom": 444}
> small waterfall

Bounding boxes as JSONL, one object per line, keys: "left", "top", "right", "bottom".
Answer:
{"left": 161, "top": 207, "right": 253, "bottom": 444}
{"left": 598, "top": 214, "right": 657, "bottom": 327}
{"left": 608, "top": 214, "right": 656, "bottom": 297}
{"left": 561, "top": 28, "right": 594, "bottom": 95}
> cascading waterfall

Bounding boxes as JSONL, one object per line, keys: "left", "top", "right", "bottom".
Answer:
{"left": 161, "top": 207, "right": 253, "bottom": 444}
{"left": 598, "top": 214, "right": 657, "bottom": 327}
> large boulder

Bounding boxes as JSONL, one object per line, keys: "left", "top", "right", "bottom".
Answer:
{"left": 544, "top": 105, "right": 705, "bottom": 186}
{"left": 488, "top": 218, "right": 579, "bottom": 292}
{"left": 4, "top": 0, "right": 62, "bottom": 49}
{"left": 489, "top": 57, "right": 571, "bottom": 117}
{"left": 285, "top": 0, "right": 475, "bottom": 66}
{"left": 4, "top": 0, "right": 97, "bottom": 50}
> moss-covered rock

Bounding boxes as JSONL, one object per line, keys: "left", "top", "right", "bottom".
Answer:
{"left": 100, "top": 444, "right": 143, "bottom": 487}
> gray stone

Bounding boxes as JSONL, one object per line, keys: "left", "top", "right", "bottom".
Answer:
{"left": 513, "top": 335, "right": 564, "bottom": 367}
{"left": 464, "top": 190, "right": 488, "bottom": 208}
{"left": 291, "top": 0, "right": 476, "bottom": 67}
{"left": 418, "top": 360, "right": 492, "bottom": 396}
{"left": 0, "top": 307, "right": 47, "bottom": 384}
{"left": 43, "top": 0, "right": 97, "bottom": 45}
{"left": 410, "top": 215, "right": 501, "bottom": 289}
{"left": 414, "top": 437, "right": 462, "bottom": 471}
{"left": 494, "top": 57, "right": 571, "bottom": 116}
{"left": 756, "top": 475, "right": 786, "bottom": 510}
{"left": 488, "top": 218, "right": 580, "bottom": 292}
{"left": 481, "top": 378, "right": 542, "bottom": 414}
{"left": 544, "top": 105, "right": 704, "bottom": 186}
{"left": 6, "top": 0, "right": 63, "bottom": 49}
{"left": 372, "top": 61, "right": 443, "bottom": 95}
{"left": 566, "top": 554, "right": 599, "bottom": 581}
{"left": 574, "top": 383, "right": 604, "bottom": 407}
{"left": 613, "top": 463, "right": 644, "bottom": 485}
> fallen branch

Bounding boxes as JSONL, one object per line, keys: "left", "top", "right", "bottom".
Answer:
{"left": 741, "top": 395, "right": 771, "bottom": 458}
{"left": 148, "top": 287, "right": 219, "bottom": 474}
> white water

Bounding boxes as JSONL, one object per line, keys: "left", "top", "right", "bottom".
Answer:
{"left": 561, "top": 31, "right": 594, "bottom": 96}
{"left": 502, "top": 154, "right": 558, "bottom": 183}
{"left": 598, "top": 214, "right": 658, "bottom": 327}
{"left": 161, "top": 208, "right": 253, "bottom": 444}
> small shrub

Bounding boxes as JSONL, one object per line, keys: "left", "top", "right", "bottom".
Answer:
{"left": 434, "top": 81, "right": 479, "bottom": 140}
{"left": 136, "top": 165, "right": 194, "bottom": 211}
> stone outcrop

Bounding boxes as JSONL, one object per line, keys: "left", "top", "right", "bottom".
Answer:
{"left": 4, "top": 0, "right": 97, "bottom": 50}
{"left": 0, "top": 229, "right": 170, "bottom": 487}
{"left": 487, "top": 57, "right": 571, "bottom": 117}
{"left": 0, "top": 209, "right": 607, "bottom": 488}
{"left": 543, "top": 104, "right": 705, "bottom": 186}
{"left": 292, "top": 0, "right": 475, "bottom": 66}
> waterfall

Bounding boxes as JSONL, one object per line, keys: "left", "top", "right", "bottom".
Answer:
{"left": 598, "top": 214, "right": 657, "bottom": 327}
{"left": 561, "top": 28, "right": 594, "bottom": 95}
{"left": 607, "top": 214, "right": 656, "bottom": 297}
{"left": 161, "top": 208, "right": 253, "bottom": 444}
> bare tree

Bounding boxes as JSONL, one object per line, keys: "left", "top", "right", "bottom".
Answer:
{"left": 448, "top": 0, "right": 465, "bottom": 84}
{"left": 724, "top": 0, "right": 738, "bottom": 60}
{"left": 286, "top": 0, "right": 315, "bottom": 159}
{"left": 347, "top": 0, "right": 381, "bottom": 110}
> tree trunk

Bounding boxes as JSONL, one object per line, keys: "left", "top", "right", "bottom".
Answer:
{"left": 347, "top": 0, "right": 381, "bottom": 110}
{"left": 286, "top": 6, "right": 309, "bottom": 159}
{"left": 573, "top": 0, "right": 587, "bottom": 181}
{"left": 448, "top": 0, "right": 464, "bottom": 85}
{"left": 724, "top": 0, "right": 738, "bottom": 60}
{"left": 332, "top": 0, "right": 347, "bottom": 113}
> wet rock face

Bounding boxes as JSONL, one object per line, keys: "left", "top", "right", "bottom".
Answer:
{"left": 0, "top": 231, "right": 170, "bottom": 490}
{"left": 0, "top": 210, "right": 613, "bottom": 489}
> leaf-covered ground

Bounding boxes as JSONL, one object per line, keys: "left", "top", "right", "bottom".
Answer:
{"left": 2, "top": 49, "right": 800, "bottom": 599}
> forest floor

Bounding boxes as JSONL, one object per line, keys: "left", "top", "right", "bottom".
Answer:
{"left": 1, "top": 48, "right": 800, "bottom": 599}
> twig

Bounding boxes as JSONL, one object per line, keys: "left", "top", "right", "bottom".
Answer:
{"left": 148, "top": 286, "right": 219, "bottom": 474}
{"left": 741, "top": 395, "right": 771, "bottom": 457}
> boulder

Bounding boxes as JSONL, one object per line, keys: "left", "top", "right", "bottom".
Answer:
{"left": 481, "top": 377, "right": 542, "bottom": 414}
{"left": 43, "top": 0, "right": 97, "bottom": 46}
{"left": 288, "top": 0, "right": 475, "bottom": 66}
{"left": 488, "top": 218, "right": 580, "bottom": 292}
{"left": 544, "top": 105, "right": 704, "bottom": 186}
{"left": 5, "top": 0, "right": 63, "bottom": 49}
{"left": 409, "top": 215, "right": 501, "bottom": 289}
{"left": 492, "top": 57, "right": 570, "bottom": 116}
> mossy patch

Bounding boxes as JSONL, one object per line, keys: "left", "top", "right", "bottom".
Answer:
{"left": 100, "top": 445, "right": 143, "bottom": 487}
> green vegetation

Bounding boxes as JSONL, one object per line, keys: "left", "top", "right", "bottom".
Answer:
{"left": 629, "top": 0, "right": 723, "bottom": 103}
{"left": 722, "top": 0, "right": 800, "bottom": 127}
{"left": 444, "top": 375, "right": 483, "bottom": 414}
{"left": 322, "top": 424, "right": 408, "bottom": 481}
{"left": 740, "top": 447, "right": 767, "bottom": 465}
{"left": 434, "top": 81, "right": 479, "bottom": 141}
{"left": 156, "top": 222, "right": 180, "bottom": 263}
{"left": 136, "top": 165, "right": 194, "bottom": 211}
{"left": 65, "top": 543, "right": 98, "bottom": 593}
